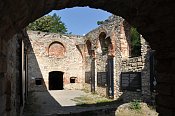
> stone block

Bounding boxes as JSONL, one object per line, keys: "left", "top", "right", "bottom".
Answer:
{"left": 156, "top": 73, "right": 172, "bottom": 83}
{"left": 131, "top": 63, "right": 137, "bottom": 67}
{"left": 157, "top": 84, "right": 172, "bottom": 95}
{"left": 0, "top": 74, "right": 5, "bottom": 95}
{"left": 156, "top": 95, "right": 175, "bottom": 108}
{"left": 0, "top": 58, "right": 7, "bottom": 72}
{"left": 0, "top": 95, "right": 6, "bottom": 115}
{"left": 137, "top": 62, "right": 143, "bottom": 66}
{"left": 156, "top": 106, "right": 173, "bottom": 116}
{"left": 137, "top": 57, "right": 142, "bottom": 62}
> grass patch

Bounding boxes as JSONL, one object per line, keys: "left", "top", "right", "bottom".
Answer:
{"left": 72, "top": 95, "right": 114, "bottom": 107}
{"left": 96, "top": 99, "right": 113, "bottom": 103}
{"left": 116, "top": 102, "right": 158, "bottom": 116}
{"left": 129, "top": 100, "right": 141, "bottom": 110}
{"left": 81, "top": 89, "right": 90, "bottom": 93}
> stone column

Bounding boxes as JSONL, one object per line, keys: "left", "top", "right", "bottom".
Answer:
{"left": 91, "top": 50, "right": 96, "bottom": 93}
{"left": 0, "top": 38, "right": 7, "bottom": 116}
{"left": 113, "top": 56, "right": 117, "bottom": 100}
{"left": 140, "top": 36, "right": 151, "bottom": 101}
{"left": 156, "top": 51, "right": 175, "bottom": 116}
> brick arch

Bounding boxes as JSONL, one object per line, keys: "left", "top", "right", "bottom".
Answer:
{"left": 96, "top": 32, "right": 107, "bottom": 55}
{"left": 119, "top": 20, "right": 131, "bottom": 58}
{"left": 48, "top": 41, "right": 66, "bottom": 58}
{"left": 106, "top": 37, "right": 115, "bottom": 57}
{"left": 97, "top": 29, "right": 108, "bottom": 42}
{"left": 2, "top": 0, "right": 174, "bottom": 52}
{"left": 85, "top": 40, "right": 92, "bottom": 56}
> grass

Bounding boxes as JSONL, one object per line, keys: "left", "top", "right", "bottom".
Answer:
{"left": 72, "top": 94, "right": 113, "bottom": 107}
{"left": 129, "top": 100, "right": 141, "bottom": 110}
{"left": 116, "top": 102, "right": 158, "bottom": 116}
{"left": 81, "top": 88, "right": 90, "bottom": 93}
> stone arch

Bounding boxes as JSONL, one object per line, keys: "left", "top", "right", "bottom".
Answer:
{"left": 97, "top": 32, "right": 107, "bottom": 55}
{"left": 48, "top": 41, "right": 66, "bottom": 58}
{"left": 106, "top": 36, "right": 114, "bottom": 56}
{"left": 2, "top": 0, "right": 173, "bottom": 53}
{"left": 85, "top": 40, "right": 92, "bottom": 56}
{"left": 120, "top": 20, "right": 131, "bottom": 58}
{"left": 2, "top": 0, "right": 175, "bottom": 115}
{"left": 76, "top": 45, "right": 84, "bottom": 59}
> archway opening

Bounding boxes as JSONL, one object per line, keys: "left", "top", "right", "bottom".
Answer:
{"left": 49, "top": 71, "right": 64, "bottom": 90}
{"left": 99, "top": 32, "right": 107, "bottom": 55}
{"left": 85, "top": 40, "right": 92, "bottom": 56}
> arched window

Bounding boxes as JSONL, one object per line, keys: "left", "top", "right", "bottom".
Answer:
{"left": 85, "top": 40, "right": 92, "bottom": 56}
{"left": 99, "top": 32, "right": 108, "bottom": 55}
{"left": 105, "top": 37, "right": 113, "bottom": 56}
{"left": 130, "top": 27, "right": 141, "bottom": 57}
{"left": 48, "top": 42, "right": 65, "bottom": 58}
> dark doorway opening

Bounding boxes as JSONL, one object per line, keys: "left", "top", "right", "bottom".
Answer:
{"left": 49, "top": 71, "right": 64, "bottom": 90}
{"left": 107, "top": 57, "right": 114, "bottom": 98}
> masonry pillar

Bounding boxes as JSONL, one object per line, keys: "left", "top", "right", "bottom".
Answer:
{"left": 140, "top": 36, "right": 151, "bottom": 101}
{"left": 0, "top": 38, "right": 7, "bottom": 116}
{"left": 91, "top": 50, "right": 96, "bottom": 93}
{"left": 155, "top": 51, "right": 175, "bottom": 116}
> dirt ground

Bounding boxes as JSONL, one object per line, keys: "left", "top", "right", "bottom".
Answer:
{"left": 23, "top": 90, "right": 158, "bottom": 116}
{"left": 115, "top": 103, "right": 158, "bottom": 116}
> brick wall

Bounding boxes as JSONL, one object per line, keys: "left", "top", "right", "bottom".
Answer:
{"left": 119, "top": 36, "right": 152, "bottom": 102}
{"left": 27, "top": 31, "right": 85, "bottom": 91}
{"left": 0, "top": 31, "right": 28, "bottom": 116}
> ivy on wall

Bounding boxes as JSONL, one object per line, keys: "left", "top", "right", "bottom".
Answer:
{"left": 130, "top": 27, "right": 141, "bottom": 57}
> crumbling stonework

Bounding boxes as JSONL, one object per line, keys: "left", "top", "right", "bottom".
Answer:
{"left": 27, "top": 31, "right": 85, "bottom": 91}
{"left": 1, "top": 0, "right": 175, "bottom": 115}
{"left": 0, "top": 14, "right": 155, "bottom": 116}
{"left": 83, "top": 15, "right": 152, "bottom": 101}
{"left": 84, "top": 16, "right": 123, "bottom": 98}
{"left": 0, "top": 31, "right": 28, "bottom": 116}
{"left": 27, "top": 15, "right": 152, "bottom": 103}
{"left": 120, "top": 36, "right": 152, "bottom": 102}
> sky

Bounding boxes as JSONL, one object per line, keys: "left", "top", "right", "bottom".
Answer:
{"left": 49, "top": 7, "right": 111, "bottom": 35}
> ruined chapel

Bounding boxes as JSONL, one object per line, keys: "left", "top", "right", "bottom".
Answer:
{"left": 27, "top": 15, "right": 154, "bottom": 102}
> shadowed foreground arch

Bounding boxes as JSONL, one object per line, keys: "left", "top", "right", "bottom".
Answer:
{"left": 1, "top": 0, "right": 175, "bottom": 115}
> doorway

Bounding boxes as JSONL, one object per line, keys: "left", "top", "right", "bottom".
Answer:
{"left": 107, "top": 57, "right": 114, "bottom": 98}
{"left": 49, "top": 71, "right": 64, "bottom": 90}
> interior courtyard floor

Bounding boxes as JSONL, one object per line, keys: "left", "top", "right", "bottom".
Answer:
{"left": 22, "top": 90, "right": 120, "bottom": 116}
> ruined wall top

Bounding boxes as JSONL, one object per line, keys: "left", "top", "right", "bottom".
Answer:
{"left": 84, "top": 15, "right": 123, "bottom": 49}
{"left": 27, "top": 31, "right": 85, "bottom": 46}
{"left": 85, "top": 15, "right": 123, "bottom": 38}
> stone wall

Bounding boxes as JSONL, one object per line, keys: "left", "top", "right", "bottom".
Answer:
{"left": 27, "top": 31, "right": 85, "bottom": 91}
{"left": 83, "top": 15, "right": 152, "bottom": 102}
{"left": 84, "top": 15, "right": 130, "bottom": 98}
{"left": 1, "top": 0, "right": 175, "bottom": 115}
{"left": 0, "top": 15, "right": 153, "bottom": 116}
{"left": 26, "top": 16, "right": 152, "bottom": 103}
{"left": 0, "top": 30, "right": 28, "bottom": 116}
{"left": 119, "top": 36, "right": 152, "bottom": 102}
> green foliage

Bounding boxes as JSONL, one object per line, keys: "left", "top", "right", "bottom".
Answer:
{"left": 130, "top": 27, "right": 141, "bottom": 57}
{"left": 129, "top": 100, "right": 141, "bottom": 110}
{"left": 97, "top": 21, "right": 104, "bottom": 25}
{"left": 27, "top": 13, "right": 67, "bottom": 34}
